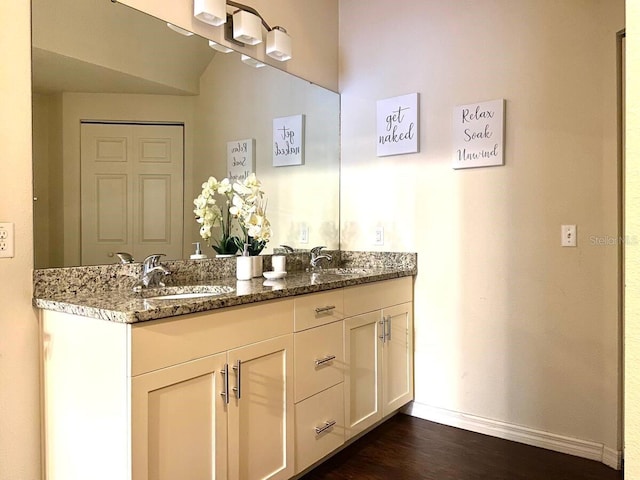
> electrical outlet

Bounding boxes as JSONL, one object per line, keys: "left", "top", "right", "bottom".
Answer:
{"left": 374, "top": 226, "right": 384, "bottom": 246}
{"left": 561, "top": 224, "right": 577, "bottom": 247}
{"left": 0, "top": 222, "right": 15, "bottom": 258}
{"left": 299, "top": 224, "right": 309, "bottom": 244}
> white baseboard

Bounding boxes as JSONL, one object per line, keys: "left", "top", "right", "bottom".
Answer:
{"left": 403, "top": 402, "right": 622, "bottom": 471}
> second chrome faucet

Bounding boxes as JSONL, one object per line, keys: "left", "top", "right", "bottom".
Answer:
{"left": 134, "top": 254, "right": 171, "bottom": 291}
{"left": 310, "top": 246, "right": 332, "bottom": 269}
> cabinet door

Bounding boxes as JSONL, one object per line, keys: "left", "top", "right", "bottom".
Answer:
{"left": 131, "top": 352, "right": 228, "bottom": 480}
{"left": 227, "top": 335, "right": 294, "bottom": 480}
{"left": 381, "top": 302, "right": 414, "bottom": 416}
{"left": 344, "top": 311, "right": 383, "bottom": 439}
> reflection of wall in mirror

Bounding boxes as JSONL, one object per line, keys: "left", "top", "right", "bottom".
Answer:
{"left": 193, "top": 50, "right": 340, "bottom": 255}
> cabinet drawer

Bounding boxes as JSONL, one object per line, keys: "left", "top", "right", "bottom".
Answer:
{"left": 294, "top": 320, "right": 344, "bottom": 402}
{"left": 294, "top": 289, "right": 344, "bottom": 331}
{"left": 295, "top": 383, "right": 344, "bottom": 474}
{"left": 343, "top": 276, "right": 412, "bottom": 317}
{"left": 131, "top": 298, "right": 294, "bottom": 376}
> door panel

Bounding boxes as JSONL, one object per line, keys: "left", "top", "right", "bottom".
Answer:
{"left": 382, "top": 302, "right": 414, "bottom": 415}
{"left": 344, "top": 311, "right": 382, "bottom": 439}
{"left": 95, "top": 174, "right": 128, "bottom": 242}
{"left": 227, "top": 335, "right": 294, "bottom": 480}
{"left": 81, "top": 123, "right": 183, "bottom": 265}
{"left": 132, "top": 352, "right": 228, "bottom": 480}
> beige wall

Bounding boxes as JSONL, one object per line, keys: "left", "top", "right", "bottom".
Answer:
{"left": 0, "top": 1, "right": 41, "bottom": 479}
{"left": 340, "top": 0, "right": 623, "bottom": 462}
{"left": 626, "top": 0, "right": 640, "bottom": 476}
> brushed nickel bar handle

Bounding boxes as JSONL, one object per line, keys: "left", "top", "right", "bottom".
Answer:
{"left": 314, "top": 420, "right": 337, "bottom": 435}
{"left": 220, "top": 363, "right": 229, "bottom": 404}
{"left": 232, "top": 360, "right": 242, "bottom": 399}
{"left": 314, "top": 354, "right": 336, "bottom": 367}
{"left": 385, "top": 315, "right": 392, "bottom": 342}
{"left": 315, "top": 305, "right": 336, "bottom": 314}
{"left": 379, "top": 319, "right": 386, "bottom": 343}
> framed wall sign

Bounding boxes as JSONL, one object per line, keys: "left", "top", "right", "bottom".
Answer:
{"left": 227, "top": 138, "right": 255, "bottom": 182}
{"left": 273, "top": 114, "right": 305, "bottom": 167}
{"left": 376, "top": 92, "right": 419, "bottom": 157}
{"left": 452, "top": 98, "right": 505, "bottom": 169}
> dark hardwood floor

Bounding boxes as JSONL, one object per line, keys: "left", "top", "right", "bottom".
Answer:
{"left": 299, "top": 414, "right": 622, "bottom": 480}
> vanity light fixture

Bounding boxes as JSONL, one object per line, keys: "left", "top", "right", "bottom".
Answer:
{"left": 232, "top": 9, "right": 263, "bottom": 45}
{"left": 209, "top": 40, "right": 233, "bottom": 53}
{"left": 193, "top": 0, "right": 293, "bottom": 62}
{"left": 166, "top": 22, "right": 194, "bottom": 36}
{"left": 194, "top": 0, "right": 227, "bottom": 26}
{"left": 266, "top": 26, "right": 292, "bottom": 61}
{"left": 241, "top": 54, "right": 266, "bottom": 68}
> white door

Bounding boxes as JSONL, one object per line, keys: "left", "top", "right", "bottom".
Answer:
{"left": 80, "top": 123, "right": 184, "bottom": 265}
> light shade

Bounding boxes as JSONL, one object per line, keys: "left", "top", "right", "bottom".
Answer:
{"left": 233, "top": 10, "right": 262, "bottom": 45}
{"left": 194, "top": 0, "right": 226, "bottom": 26}
{"left": 266, "top": 27, "right": 292, "bottom": 61}
{"left": 241, "top": 54, "right": 266, "bottom": 68}
{"left": 209, "top": 40, "right": 233, "bottom": 53}
{"left": 166, "top": 23, "right": 194, "bottom": 36}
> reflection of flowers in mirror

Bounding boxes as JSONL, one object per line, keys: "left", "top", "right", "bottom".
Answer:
{"left": 194, "top": 174, "right": 271, "bottom": 256}
{"left": 230, "top": 174, "right": 272, "bottom": 255}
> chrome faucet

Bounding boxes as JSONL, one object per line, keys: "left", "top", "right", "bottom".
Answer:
{"left": 310, "top": 246, "right": 332, "bottom": 269}
{"left": 134, "top": 254, "right": 171, "bottom": 291}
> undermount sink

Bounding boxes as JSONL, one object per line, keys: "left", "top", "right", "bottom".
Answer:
{"left": 314, "top": 267, "right": 374, "bottom": 276}
{"left": 141, "top": 285, "right": 235, "bottom": 300}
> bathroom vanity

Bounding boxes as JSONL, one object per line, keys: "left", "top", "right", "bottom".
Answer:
{"left": 35, "top": 254, "right": 415, "bottom": 480}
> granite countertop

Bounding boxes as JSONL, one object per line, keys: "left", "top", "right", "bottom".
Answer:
{"left": 33, "top": 252, "right": 417, "bottom": 324}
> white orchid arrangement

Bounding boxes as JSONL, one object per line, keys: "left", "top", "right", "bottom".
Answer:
{"left": 193, "top": 173, "right": 271, "bottom": 256}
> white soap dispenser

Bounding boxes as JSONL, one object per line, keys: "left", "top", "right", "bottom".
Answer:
{"left": 236, "top": 243, "right": 253, "bottom": 280}
{"left": 190, "top": 242, "right": 207, "bottom": 260}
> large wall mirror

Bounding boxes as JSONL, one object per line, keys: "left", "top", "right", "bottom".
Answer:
{"left": 32, "top": 0, "right": 340, "bottom": 268}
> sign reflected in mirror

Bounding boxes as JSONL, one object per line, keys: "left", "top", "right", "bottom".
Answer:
{"left": 31, "top": 0, "right": 340, "bottom": 268}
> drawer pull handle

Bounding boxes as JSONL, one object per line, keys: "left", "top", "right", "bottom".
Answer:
{"left": 314, "top": 354, "right": 336, "bottom": 367}
{"left": 314, "top": 420, "right": 337, "bottom": 435}
{"left": 315, "top": 305, "right": 336, "bottom": 314}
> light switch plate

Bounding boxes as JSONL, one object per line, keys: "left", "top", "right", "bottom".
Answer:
{"left": 299, "top": 224, "right": 309, "bottom": 244}
{"left": 374, "top": 226, "right": 384, "bottom": 246}
{"left": 561, "top": 224, "right": 577, "bottom": 247}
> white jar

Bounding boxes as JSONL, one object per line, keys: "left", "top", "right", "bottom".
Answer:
{"left": 272, "top": 255, "right": 286, "bottom": 272}
{"left": 236, "top": 256, "right": 252, "bottom": 280}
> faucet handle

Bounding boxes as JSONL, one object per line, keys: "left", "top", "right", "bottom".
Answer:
{"left": 143, "top": 253, "right": 166, "bottom": 268}
{"left": 310, "top": 246, "right": 327, "bottom": 256}
{"left": 115, "top": 252, "right": 134, "bottom": 264}
{"left": 280, "top": 244, "right": 294, "bottom": 253}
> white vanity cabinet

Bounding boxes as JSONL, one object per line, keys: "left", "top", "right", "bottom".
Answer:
{"left": 40, "top": 275, "right": 413, "bottom": 480}
{"left": 343, "top": 276, "right": 414, "bottom": 440}
{"left": 41, "top": 298, "right": 295, "bottom": 480}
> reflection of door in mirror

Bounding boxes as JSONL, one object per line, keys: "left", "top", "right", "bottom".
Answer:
{"left": 80, "top": 123, "right": 184, "bottom": 265}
